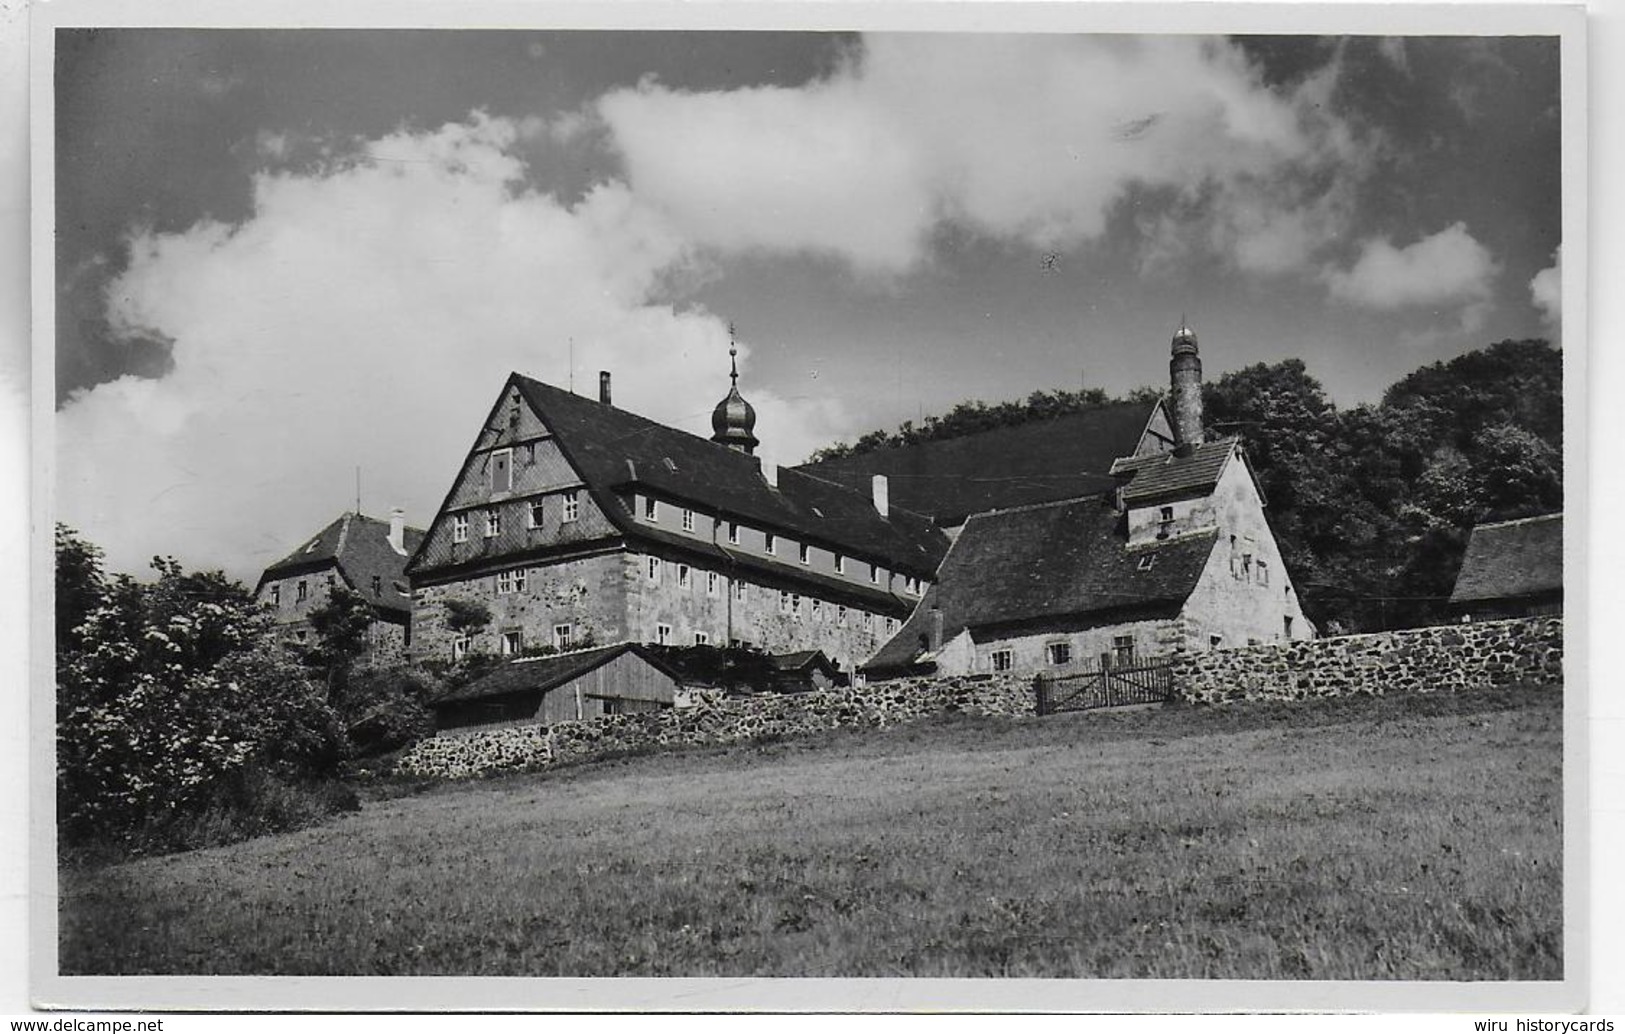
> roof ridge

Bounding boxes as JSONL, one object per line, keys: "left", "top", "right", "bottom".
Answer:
{"left": 962, "top": 492, "right": 1110, "bottom": 523}
{"left": 1475, "top": 512, "right": 1562, "bottom": 531}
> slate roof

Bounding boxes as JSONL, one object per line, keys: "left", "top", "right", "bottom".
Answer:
{"left": 258, "top": 512, "right": 425, "bottom": 616}
{"left": 1449, "top": 513, "right": 1563, "bottom": 605}
{"left": 509, "top": 374, "right": 948, "bottom": 580}
{"left": 793, "top": 402, "right": 1161, "bottom": 526}
{"left": 862, "top": 496, "right": 1217, "bottom": 674}
{"left": 1110, "top": 438, "right": 1240, "bottom": 505}
{"left": 430, "top": 642, "right": 681, "bottom": 706}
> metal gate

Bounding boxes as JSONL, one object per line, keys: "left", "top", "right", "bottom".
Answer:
{"left": 1034, "top": 657, "right": 1176, "bottom": 715}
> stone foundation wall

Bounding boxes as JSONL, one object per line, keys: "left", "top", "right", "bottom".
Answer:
{"left": 1173, "top": 617, "right": 1562, "bottom": 704}
{"left": 397, "top": 674, "right": 1036, "bottom": 780}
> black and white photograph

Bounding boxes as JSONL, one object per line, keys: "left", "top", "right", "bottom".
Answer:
{"left": 27, "top": 0, "right": 1592, "bottom": 1015}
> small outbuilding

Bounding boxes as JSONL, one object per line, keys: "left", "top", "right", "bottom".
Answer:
{"left": 430, "top": 642, "right": 683, "bottom": 734}
{"left": 1449, "top": 513, "right": 1563, "bottom": 621}
{"left": 769, "top": 649, "right": 844, "bottom": 693}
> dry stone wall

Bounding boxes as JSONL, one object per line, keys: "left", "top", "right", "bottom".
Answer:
{"left": 1173, "top": 617, "right": 1562, "bottom": 704}
{"left": 397, "top": 674, "right": 1035, "bottom": 779}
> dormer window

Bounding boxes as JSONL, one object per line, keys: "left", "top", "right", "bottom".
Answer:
{"left": 1158, "top": 506, "right": 1174, "bottom": 539}
{"left": 764, "top": 532, "right": 777, "bottom": 555}
{"left": 727, "top": 522, "right": 740, "bottom": 545}
{"left": 798, "top": 543, "right": 811, "bottom": 565}
{"left": 643, "top": 497, "right": 659, "bottom": 522}
{"left": 681, "top": 508, "right": 695, "bottom": 532}
{"left": 869, "top": 563, "right": 880, "bottom": 584}
{"left": 834, "top": 554, "right": 845, "bottom": 575}
{"left": 270, "top": 584, "right": 280, "bottom": 605}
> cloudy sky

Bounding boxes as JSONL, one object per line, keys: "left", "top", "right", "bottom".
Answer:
{"left": 53, "top": 29, "right": 1562, "bottom": 581}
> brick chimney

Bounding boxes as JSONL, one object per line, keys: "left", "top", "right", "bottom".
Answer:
{"left": 388, "top": 508, "right": 407, "bottom": 555}
{"left": 872, "top": 474, "right": 890, "bottom": 518}
{"left": 599, "top": 370, "right": 612, "bottom": 406}
{"left": 1169, "top": 321, "right": 1203, "bottom": 456}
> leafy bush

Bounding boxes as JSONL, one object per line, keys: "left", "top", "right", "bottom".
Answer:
{"left": 56, "top": 534, "right": 350, "bottom": 857}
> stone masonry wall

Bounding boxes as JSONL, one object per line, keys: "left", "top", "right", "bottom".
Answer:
{"left": 1173, "top": 616, "right": 1562, "bottom": 704}
{"left": 396, "top": 674, "right": 1036, "bottom": 780}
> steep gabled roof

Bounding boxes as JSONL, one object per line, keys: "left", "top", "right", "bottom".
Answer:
{"left": 793, "top": 402, "right": 1160, "bottom": 526}
{"left": 862, "top": 496, "right": 1216, "bottom": 673}
{"left": 430, "top": 642, "right": 682, "bottom": 706}
{"left": 1450, "top": 513, "right": 1563, "bottom": 605}
{"left": 1110, "top": 438, "right": 1240, "bottom": 506}
{"left": 258, "top": 512, "right": 425, "bottom": 616}
{"left": 511, "top": 374, "right": 948, "bottom": 579}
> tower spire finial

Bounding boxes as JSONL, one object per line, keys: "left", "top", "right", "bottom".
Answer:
{"left": 728, "top": 322, "right": 738, "bottom": 384}
{"left": 712, "top": 320, "right": 759, "bottom": 455}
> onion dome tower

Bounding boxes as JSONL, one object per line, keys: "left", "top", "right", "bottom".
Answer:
{"left": 1169, "top": 318, "right": 1204, "bottom": 456}
{"left": 711, "top": 326, "right": 760, "bottom": 455}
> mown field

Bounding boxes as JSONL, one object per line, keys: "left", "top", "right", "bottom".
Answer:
{"left": 59, "top": 686, "right": 1563, "bottom": 979}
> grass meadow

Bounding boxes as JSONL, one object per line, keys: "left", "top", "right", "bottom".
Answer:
{"left": 59, "top": 686, "right": 1562, "bottom": 979}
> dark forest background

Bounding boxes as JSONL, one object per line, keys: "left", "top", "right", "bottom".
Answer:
{"left": 810, "top": 339, "right": 1564, "bottom": 633}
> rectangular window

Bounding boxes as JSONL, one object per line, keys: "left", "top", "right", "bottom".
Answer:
{"left": 647, "top": 557, "right": 661, "bottom": 582}
{"left": 1046, "top": 641, "right": 1072, "bottom": 666}
{"left": 297, "top": 580, "right": 308, "bottom": 602}
{"left": 485, "top": 509, "right": 501, "bottom": 538}
{"left": 733, "top": 580, "right": 747, "bottom": 602}
{"left": 643, "top": 496, "right": 659, "bottom": 522}
{"left": 1257, "top": 559, "right": 1270, "bottom": 586}
{"left": 838, "top": 605, "right": 848, "bottom": 627}
{"left": 764, "top": 532, "right": 777, "bottom": 555}
{"left": 496, "top": 568, "right": 526, "bottom": 595}
{"left": 834, "top": 554, "right": 845, "bottom": 574}
{"left": 1112, "top": 635, "right": 1135, "bottom": 667}
{"left": 553, "top": 623, "right": 573, "bottom": 650}
{"left": 528, "top": 500, "right": 545, "bottom": 530}
{"left": 799, "top": 543, "right": 811, "bottom": 565}
{"left": 693, "top": 632, "right": 710, "bottom": 646}
{"left": 863, "top": 612, "right": 873, "bottom": 631}
{"left": 869, "top": 563, "right": 880, "bottom": 584}
{"left": 706, "top": 571, "right": 720, "bottom": 597}
{"left": 1210, "top": 634, "right": 1224, "bottom": 650}
{"left": 562, "top": 491, "right": 580, "bottom": 523}
{"left": 1158, "top": 505, "right": 1174, "bottom": 538}
{"left": 677, "top": 563, "right": 691, "bottom": 589}
{"left": 491, "top": 448, "right": 513, "bottom": 493}
{"left": 682, "top": 508, "right": 695, "bottom": 532}
{"left": 370, "top": 575, "right": 382, "bottom": 597}
{"left": 270, "top": 584, "right": 281, "bottom": 605}
{"left": 811, "top": 599, "right": 822, "bottom": 619}
{"left": 779, "top": 590, "right": 791, "bottom": 613}
{"left": 791, "top": 594, "right": 802, "bottom": 615}
{"left": 656, "top": 623, "right": 672, "bottom": 645}
{"left": 1242, "top": 554, "right": 1254, "bottom": 582}
{"left": 453, "top": 513, "right": 469, "bottom": 542}
{"left": 500, "top": 630, "right": 524, "bottom": 656}
{"left": 1283, "top": 615, "right": 1294, "bottom": 639}
{"left": 727, "top": 521, "right": 740, "bottom": 545}
{"left": 991, "top": 649, "right": 1013, "bottom": 673}
{"left": 451, "top": 634, "right": 471, "bottom": 661}
{"left": 886, "top": 617, "right": 898, "bottom": 636}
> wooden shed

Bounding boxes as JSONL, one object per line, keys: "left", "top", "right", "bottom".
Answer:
{"left": 1449, "top": 513, "right": 1563, "bottom": 621}
{"left": 431, "top": 642, "right": 683, "bottom": 734}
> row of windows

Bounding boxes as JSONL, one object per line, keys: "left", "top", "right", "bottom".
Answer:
{"left": 452, "top": 490, "right": 582, "bottom": 543}
{"left": 989, "top": 634, "right": 1139, "bottom": 672}
{"left": 638, "top": 496, "right": 923, "bottom": 596}
{"left": 451, "top": 621, "right": 578, "bottom": 661}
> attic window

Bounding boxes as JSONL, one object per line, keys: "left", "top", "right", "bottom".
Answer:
{"left": 643, "top": 497, "right": 659, "bottom": 522}
{"left": 727, "top": 521, "right": 740, "bottom": 545}
{"left": 453, "top": 513, "right": 469, "bottom": 543}
{"left": 1137, "top": 554, "right": 1156, "bottom": 572}
{"left": 682, "top": 508, "right": 695, "bottom": 532}
{"left": 798, "top": 543, "right": 811, "bottom": 565}
{"left": 1158, "top": 506, "right": 1175, "bottom": 539}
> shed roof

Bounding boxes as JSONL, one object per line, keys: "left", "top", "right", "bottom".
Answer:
{"left": 1109, "top": 438, "right": 1240, "bottom": 506}
{"left": 258, "top": 511, "right": 425, "bottom": 616}
{"left": 498, "top": 374, "right": 949, "bottom": 581}
{"left": 430, "top": 642, "right": 681, "bottom": 706}
{"left": 794, "top": 402, "right": 1159, "bottom": 525}
{"left": 1449, "top": 513, "right": 1563, "bottom": 605}
{"left": 862, "top": 496, "right": 1216, "bottom": 673}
